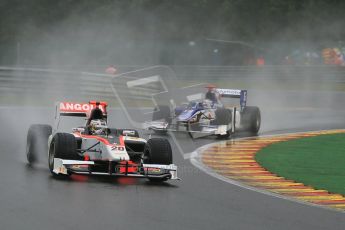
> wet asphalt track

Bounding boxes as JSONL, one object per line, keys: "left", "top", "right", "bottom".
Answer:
{"left": 1, "top": 90, "right": 345, "bottom": 230}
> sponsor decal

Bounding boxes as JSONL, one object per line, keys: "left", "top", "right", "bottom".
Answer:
{"left": 59, "top": 167, "right": 67, "bottom": 174}
{"left": 111, "top": 146, "right": 125, "bottom": 151}
{"left": 70, "top": 165, "right": 89, "bottom": 169}
{"left": 122, "top": 130, "right": 136, "bottom": 136}
{"left": 59, "top": 102, "right": 106, "bottom": 113}
{"left": 145, "top": 167, "right": 162, "bottom": 173}
{"left": 216, "top": 89, "right": 241, "bottom": 96}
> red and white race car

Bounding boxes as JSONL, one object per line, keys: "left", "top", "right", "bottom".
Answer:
{"left": 26, "top": 101, "right": 178, "bottom": 182}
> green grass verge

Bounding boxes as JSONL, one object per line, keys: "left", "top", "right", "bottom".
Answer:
{"left": 255, "top": 133, "right": 345, "bottom": 195}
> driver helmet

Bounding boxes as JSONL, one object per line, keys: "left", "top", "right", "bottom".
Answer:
{"left": 205, "top": 84, "right": 218, "bottom": 103}
{"left": 205, "top": 84, "right": 216, "bottom": 92}
{"left": 89, "top": 119, "right": 108, "bottom": 135}
{"left": 202, "top": 99, "right": 212, "bottom": 108}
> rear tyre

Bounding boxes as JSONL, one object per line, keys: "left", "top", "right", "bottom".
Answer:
{"left": 144, "top": 138, "right": 173, "bottom": 182}
{"left": 241, "top": 106, "right": 261, "bottom": 135}
{"left": 48, "top": 133, "right": 79, "bottom": 178}
{"left": 26, "top": 124, "right": 52, "bottom": 164}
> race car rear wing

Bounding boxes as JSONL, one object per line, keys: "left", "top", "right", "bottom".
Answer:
{"left": 56, "top": 101, "right": 108, "bottom": 117}
{"left": 216, "top": 88, "right": 247, "bottom": 110}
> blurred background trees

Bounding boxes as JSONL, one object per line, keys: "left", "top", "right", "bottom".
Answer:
{"left": 0, "top": 0, "right": 344, "bottom": 66}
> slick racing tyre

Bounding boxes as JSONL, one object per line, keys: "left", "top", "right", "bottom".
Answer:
{"left": 26, "top": 124, "right": 52, "bottom": 164}
{"left": 144, "top": 138, "right": 172, "bottom": 182}
{"left": 48, "top": 133, "right": 79, "bottom": 178}
{"left": 241, "top": 106, "right": 261, "bottom": 135}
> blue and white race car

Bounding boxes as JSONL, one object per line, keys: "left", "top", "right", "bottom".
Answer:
{"left": 146, "top": 86, "right": 261, "bottom": 138}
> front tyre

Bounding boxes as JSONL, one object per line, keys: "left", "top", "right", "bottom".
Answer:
{"left": 48, "top": 133, "right": 79, "bottom": 178}
{"left": 26, "top": 124, "right": 52, "bottom": 164}
{"left": 144, "top": 138, "right": 173, "bottom": 182}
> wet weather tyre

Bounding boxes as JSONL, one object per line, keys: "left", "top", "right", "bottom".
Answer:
{"left": 48, "top": 133, "right": 79, "bottom": 177}
{"left": 26, "top": 124, "right": 52, "bottom": 164}
{"left": 241, "top": 106, "right": 261, "bottom": 134}
{"left": 144, "top": 138, "right": 173, "bottom": 182}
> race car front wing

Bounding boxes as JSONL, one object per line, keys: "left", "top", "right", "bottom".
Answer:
{"left": 145, "top": 120, "right": 230, "bottom": 135}
{"left": 53, "top": 158, "right": 179, "bottom": 180}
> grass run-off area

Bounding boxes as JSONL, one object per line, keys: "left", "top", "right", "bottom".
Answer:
{"left": 255, "top": 133, "right": 345, "bottom": 196}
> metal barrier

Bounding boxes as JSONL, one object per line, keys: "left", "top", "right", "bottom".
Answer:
{"left": 1, "top": 65, "right": 345, "bottom": 101}
{"left": 0, "top": 67, "right": 114, "bottom": 99}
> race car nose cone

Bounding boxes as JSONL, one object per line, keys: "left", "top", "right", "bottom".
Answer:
{"left": 177, "top": 109, "right": 197, "bottom": 121}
